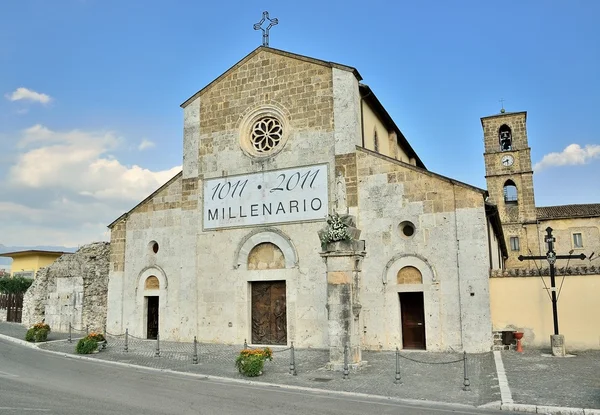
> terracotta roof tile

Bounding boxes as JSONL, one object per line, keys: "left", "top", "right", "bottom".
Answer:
{"left": 536, "top": 203, "right": 600, "bottom": 220}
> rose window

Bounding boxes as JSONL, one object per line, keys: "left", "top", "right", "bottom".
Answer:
{"left": 251, "top": 117, "right": 283, "bottom": 154}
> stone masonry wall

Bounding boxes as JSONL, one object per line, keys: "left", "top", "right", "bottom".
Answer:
{"left": 23, "top": 242, "right": 110, "bottom": 333}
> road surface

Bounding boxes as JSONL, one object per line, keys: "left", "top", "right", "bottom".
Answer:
{"left": 0, "top": 338, "right": 511, "bottom": 415}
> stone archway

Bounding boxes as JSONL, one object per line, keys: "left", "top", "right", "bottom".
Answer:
{"left": 136, "top": 267, "right": 168, "bottom": 339}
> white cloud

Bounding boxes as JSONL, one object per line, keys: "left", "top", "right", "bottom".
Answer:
{"left": 10, "top": 125, "right": 180, "bottom": 201}
{"left": 1, "top": 124, "right": 181, "bottom": 246}
{"left": 138, "top": 139, "right": 156, "bottom": 151}
{"left": 534, "top": 144, "right": 600, "bottom": 172}
{"left": 5, "top": 87, "right": 52, "bottom": 104}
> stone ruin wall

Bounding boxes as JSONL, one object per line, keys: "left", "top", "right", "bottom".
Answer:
{"left": 23, "top": 242, "right": 110, "bottom": 333}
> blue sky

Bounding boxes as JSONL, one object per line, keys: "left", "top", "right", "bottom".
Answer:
{"left": 0, "top": 0, "right": 599, "bottom": 247}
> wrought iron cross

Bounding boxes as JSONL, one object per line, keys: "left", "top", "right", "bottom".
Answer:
{"left": 518, "top": 227, "right": 586, "bottom": 335}
{"left": 254, "top": 11, "right": 278, "bottom": 47}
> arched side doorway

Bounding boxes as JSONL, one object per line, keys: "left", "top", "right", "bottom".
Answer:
{"left": 383, "top": 254, "right": 436, "bottom": 351}
{"left": 396, "top": 266, "right": 425, "bottom": 349}
{"left": 136, "top": 267, "right": 168, "bottom": 340}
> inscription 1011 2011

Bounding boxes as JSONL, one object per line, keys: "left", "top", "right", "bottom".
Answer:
{"left": 203, "top": 164, "right": 328, "bottom": 230}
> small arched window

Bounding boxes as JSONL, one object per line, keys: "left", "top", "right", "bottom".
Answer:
{"left": 503, "top": 180, "right": 518, "bottom": 204}
{"left": 499, "top": 124, "right": 512, "bottom": 151}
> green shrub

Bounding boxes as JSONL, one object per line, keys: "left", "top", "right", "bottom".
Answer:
{"left": 34, "top": 328, "right": 49, "bottom": 342}
{"left": 235, "top": 348, "right": 273, "bottom": 377}
{"left": 25, "top": 322, "right": 51, "bottom": 342}
{"left": 76, "top": 337, "right": 98, "bottom": 354}
{"left": 0, "top": 276, "right": 33, "bottom": 294}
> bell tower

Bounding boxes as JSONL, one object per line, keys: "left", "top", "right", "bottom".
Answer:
{"left": 482, "top": 110, "right": 536, "bottom": 267}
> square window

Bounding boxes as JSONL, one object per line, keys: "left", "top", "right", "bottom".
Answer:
{"left": 573, "top": 233, "right": 583, "bottom": 248}
{"left": 510, "top": 236, "right": 520, "bottom": 251}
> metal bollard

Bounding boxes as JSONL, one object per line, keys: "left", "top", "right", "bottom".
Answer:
{"left": 343, "top": 344, "right": 349, "bottom": 380}
{"left": 124, "top": 328, "right": 129, "bottom": 353}
{"left": 155, "top": 334, "right": 160, "bottom": 357}
{"left": 103, "top": 323, "right": 106, "bottom": 337}
{"left": 289, "top": 342, "right": 297, "bottom": 376}
{"left": 68, "top": 323, "right": 72, "bottom": 344}
{"left": 394, "top": 347, "right": 402, "bottom": 384}
{"left": 192, "top": 336, "right": 198, "bottom": 364}
{"left": 86, "top": 324, "right": 89, "bottom": 336}
{"left": 463, "top": 351, "right": 471, "bottom": 391}
{"left": 244, "top": 339, "right": 248, "bottom": 349}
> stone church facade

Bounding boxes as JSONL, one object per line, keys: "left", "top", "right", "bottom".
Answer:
{"left": 106, "top": 47, "right": 506, "bottom": 355}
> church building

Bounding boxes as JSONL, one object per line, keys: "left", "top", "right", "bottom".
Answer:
{"left": 106, "top": 46, "right": 507, "bottom": 357}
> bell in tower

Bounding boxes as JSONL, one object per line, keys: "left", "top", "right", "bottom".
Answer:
{"left": 499, "top": 124, "right": 512, "bottom": 151}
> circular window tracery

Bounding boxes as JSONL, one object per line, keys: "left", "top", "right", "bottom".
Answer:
{"left": 239, "top": 105, "right": 290, "bottom": 159}
{"left": 251, "top": 117, "right": 283, "bottom": 154}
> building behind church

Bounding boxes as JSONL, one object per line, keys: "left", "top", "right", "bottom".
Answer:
{"left": 481, "top": 111, "right": 600, "bottom": 350}
{"left": 106, "top": 47, "right": 507, "bottom": 354}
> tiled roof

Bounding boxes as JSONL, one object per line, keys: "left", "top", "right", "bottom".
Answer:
{"left": 536, "top": 204, "right": 600, "bottom": 220}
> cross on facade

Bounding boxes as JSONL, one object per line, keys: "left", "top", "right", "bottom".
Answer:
{"left": 518, "top": 227, "right": 586, "bottom": 335}
{"left": 253, "top": 11, "right": 278, "bottom": 47}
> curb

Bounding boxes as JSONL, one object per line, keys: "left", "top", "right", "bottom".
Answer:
{"left": 0, "top": 333, "right": 482, "bottom": 412}
{"left": 501, "top": 403, "right": 600, "bottom": 414}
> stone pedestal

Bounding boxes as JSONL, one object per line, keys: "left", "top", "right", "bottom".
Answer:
{"left": 320, "top": 239, "right": 366, "bottom": 370}
{"left": 551, "top": 334, "right": 565, "bottom": 357}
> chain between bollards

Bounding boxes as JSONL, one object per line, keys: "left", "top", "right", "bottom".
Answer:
{"left": 124, "top": 328, "right": 129, "bottom": 352}
{"left": 289, "top": 342, "right": 297, "bottom": 375}
{"left": 343, "top": 344, "right": 349, "bottom": 380}
{"left": 463, "top": 351, "right": 471, "bottom": 391}
{"left": 154, "top": 333, "right": 160, "bottom": 357}
{"left": 394, "top": 346, "right": 402, "bottom": 384}
{"left": 192, "top": 336, "right": 198, "bottom": 364}
{"left": 68, "top": 323, "right": 72, "bottom": 343}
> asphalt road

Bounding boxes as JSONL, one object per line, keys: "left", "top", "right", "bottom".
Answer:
{"left": 0, "top": 338, "right": 511, "bottom": 415}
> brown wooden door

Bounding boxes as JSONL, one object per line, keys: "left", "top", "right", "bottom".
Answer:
{"left": 251, "top": 281, "right": 287, "bottom": 345}
{"left": 147, "top": 296, "right": 159, "bottom": 340}
{"left": 400, "top": 292, "right": 426, "bottom": 349}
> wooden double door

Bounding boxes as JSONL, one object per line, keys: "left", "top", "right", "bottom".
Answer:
{"left": 400, "top": 292, "right": 426, "bottom": 350}
{"left": 251, "top": 281, "right": 287, "bottom": 345}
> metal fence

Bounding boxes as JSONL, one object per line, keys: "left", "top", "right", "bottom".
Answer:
{"left": 64, "top": 324, "right": 471, "bottom": 389}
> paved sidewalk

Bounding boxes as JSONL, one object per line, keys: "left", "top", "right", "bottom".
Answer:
{"left": 501, "top": 349, "right": 600, "bottom": 410}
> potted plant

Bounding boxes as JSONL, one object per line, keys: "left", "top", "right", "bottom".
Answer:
{"left": 235, "top": 347, "right": 273, "bottom": 377}
{"left": 25, "top": 322, "right": 51, "bottom": 342}
{"left": 76, "top": 332, "right": 107, "bottom": 354}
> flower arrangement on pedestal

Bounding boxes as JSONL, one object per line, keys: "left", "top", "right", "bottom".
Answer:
{"left": 25, "top": 322, "right": 51, "bottom": 342}
{"left": 318, "top": 212, "right": 360, "bottom": 250}
{"left": 235, "top": 347, "right": 273, "bottom": 377}
{"left": 76, "top": 331, "right": 107, "bottom": 354}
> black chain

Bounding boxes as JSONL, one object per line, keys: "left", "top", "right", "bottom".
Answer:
{"left": 397, "top": 353, "right": 465, "bottom": 365}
